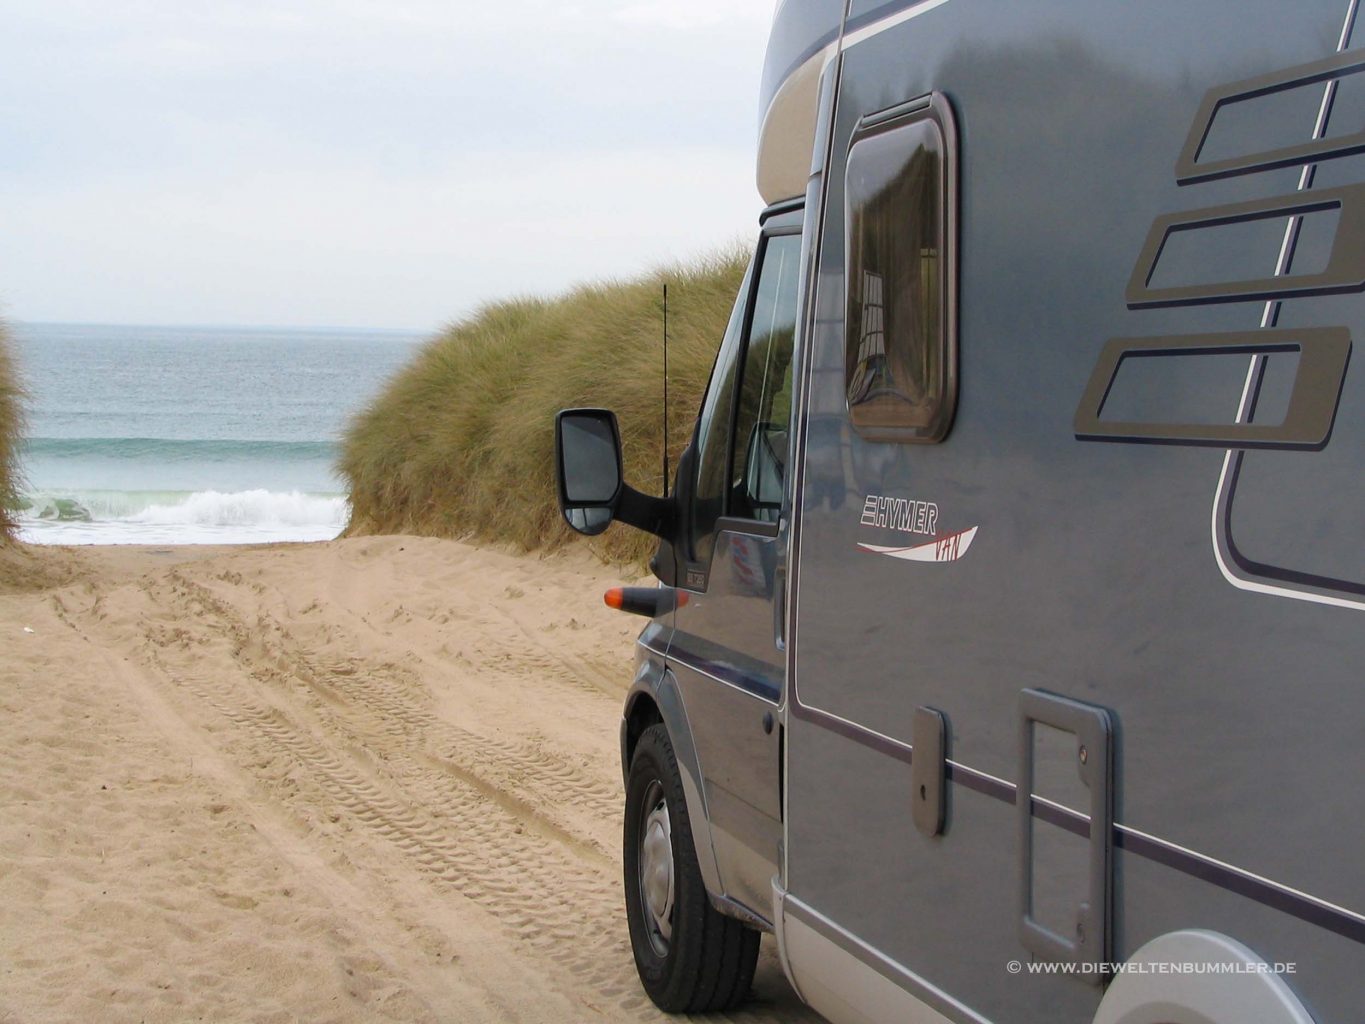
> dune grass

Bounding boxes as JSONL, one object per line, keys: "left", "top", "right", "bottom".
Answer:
{"left": 340, "top": 247, "right": 749, "bottom": 564}
{"left": 0, "top": 322, "right": 22, "bottom": 541}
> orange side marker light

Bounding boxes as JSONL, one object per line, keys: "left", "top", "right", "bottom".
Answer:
{"left": 602, "top": 587, "right": 689, "bottom": 615}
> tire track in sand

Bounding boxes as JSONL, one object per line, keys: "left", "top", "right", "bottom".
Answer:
{"left": 173, "top": 569, "right": 623, "bottom": 849}
{"left": 109, "top": 565, "right": 818, "bottom": 1023}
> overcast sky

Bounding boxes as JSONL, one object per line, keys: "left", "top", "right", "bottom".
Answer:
{"left": 1, "top": 1, "right": 776, "bottom": 330}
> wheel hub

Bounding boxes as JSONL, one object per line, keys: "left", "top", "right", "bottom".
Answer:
{"left": 638, "top": 781, "right": 675, "bottom": 957}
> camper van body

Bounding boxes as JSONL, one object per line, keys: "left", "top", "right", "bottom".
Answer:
{"left": 557, "top": 1, "right": 1365, "bottom": 1021}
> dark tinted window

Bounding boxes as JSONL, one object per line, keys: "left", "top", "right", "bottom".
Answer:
{"left": 690, "top": 260, "right": 753, "bottom": 563}
{"left": 845, "top": 103, "right": 956, "bottom": 442}
{"left": 731, "top": 234, "right": 802, "bottom": 522}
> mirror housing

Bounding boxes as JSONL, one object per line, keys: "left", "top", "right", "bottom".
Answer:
{"left": 555, "top": 408, "right": 677, "bottom": 541}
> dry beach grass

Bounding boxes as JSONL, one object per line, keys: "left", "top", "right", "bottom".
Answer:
{"left": 0, "top": 321, "right": 22, "bottom": 539}
{"left": 340, "top": 247, "right": 747, "bottom": 565}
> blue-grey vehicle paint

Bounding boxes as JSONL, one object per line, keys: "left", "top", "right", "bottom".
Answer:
{"left": 779, "top": 2, "right": 1365, "bottom": 1022}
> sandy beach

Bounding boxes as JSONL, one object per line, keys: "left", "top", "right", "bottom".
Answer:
{"left": 0, "top": 537, "right": 816, "bottom": 1024}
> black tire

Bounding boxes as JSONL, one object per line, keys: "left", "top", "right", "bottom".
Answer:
{"left": 623, "top": 723, "right": 760, "bottom": 1013}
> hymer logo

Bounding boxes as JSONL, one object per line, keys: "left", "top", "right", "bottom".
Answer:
{"left": 858, "top": 493, "right": 978, "bottom": 564}
{"left": 860, "top": 494, "right": 939, "bottom": 536}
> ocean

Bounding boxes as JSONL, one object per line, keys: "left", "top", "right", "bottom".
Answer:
{"left": 8, "top": 323, "right": 424, "bottom": 545}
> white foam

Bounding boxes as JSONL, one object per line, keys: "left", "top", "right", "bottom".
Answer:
{"left": 17, "top": 489, "right": 349, "bottom": 545}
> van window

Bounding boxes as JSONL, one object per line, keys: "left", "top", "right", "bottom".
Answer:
{"left": 730, "top": 234, "right": 801, "bottom": 522}
{"left": 845, "top": 101, "right": 957, "bottom": 442}
{"left": 690, "top": 262, "right": 752, "bottom": 564}
{"left": 689, "top": 230, "right": 802, "bottom": 568}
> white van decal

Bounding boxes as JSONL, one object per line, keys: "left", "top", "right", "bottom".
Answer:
{"left": 858, "top": 526, "right": 978, "bottom": 563}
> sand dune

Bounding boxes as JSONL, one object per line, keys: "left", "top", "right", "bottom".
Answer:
{"left": 0, "top": 537, "right": 818, "bottom": 1023}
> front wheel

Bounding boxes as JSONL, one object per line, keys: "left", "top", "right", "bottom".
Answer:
{"left": 623, "top": 723, "right": 760, "bottom": 1013}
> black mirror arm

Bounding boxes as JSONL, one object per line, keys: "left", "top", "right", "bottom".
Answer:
{"left": 614, "top": 484, "right": 676, "bottom": 540}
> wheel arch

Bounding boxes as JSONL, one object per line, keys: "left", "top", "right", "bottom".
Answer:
{"left": 1093, "top": 929, "right": 1315, "bottom": 1024}
{"left": 622, "top": 667, "right": 725, "bottom": 901}
{"left": 623, "top": 689, "right": 663, "bottom": 777}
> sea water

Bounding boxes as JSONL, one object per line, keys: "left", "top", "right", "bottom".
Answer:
{"left": 8, "top": 323, "right": 424, "bottom": 544}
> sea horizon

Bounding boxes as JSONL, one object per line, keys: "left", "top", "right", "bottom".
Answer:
{"left": 7, "top": 321, "right": 424, "bottom": 545}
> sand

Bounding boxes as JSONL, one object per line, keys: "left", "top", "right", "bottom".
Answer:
{"left": 0, "top": 536, "right": 818, "bottom": 1024}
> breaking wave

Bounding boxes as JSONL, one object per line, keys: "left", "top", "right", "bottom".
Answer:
{"left": 15, "top": 489, "right": 349, "bottom": 545}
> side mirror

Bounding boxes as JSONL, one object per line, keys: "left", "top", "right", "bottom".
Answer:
{"left": 555, "top": 409, "right": 623, "bottom": 536}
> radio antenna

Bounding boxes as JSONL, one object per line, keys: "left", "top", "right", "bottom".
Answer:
{"left": 662, "top": 283, "right": 670, "bottom": 497}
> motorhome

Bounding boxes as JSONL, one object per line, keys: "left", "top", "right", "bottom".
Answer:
{"left": 554, "top": 1, "right": 1365, "bottom": 1021}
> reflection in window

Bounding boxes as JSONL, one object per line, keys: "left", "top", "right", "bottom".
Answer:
{"left": 691, "top": 260, "right": 752, "bottom": 563}
{"left": 731, "top": 234, "right": 801, "bottom": 522}
{"left": 845, "top": 107, "right": 955, "bottom": 442}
